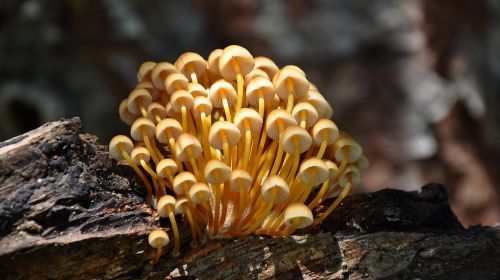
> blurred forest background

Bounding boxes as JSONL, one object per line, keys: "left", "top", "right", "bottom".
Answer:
{"left": 0, "top": 0, "right": 499, "bottom": 226}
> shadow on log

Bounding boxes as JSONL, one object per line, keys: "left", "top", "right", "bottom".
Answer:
{"left": 0, "top": 118, "right": 499, "bottom": 279}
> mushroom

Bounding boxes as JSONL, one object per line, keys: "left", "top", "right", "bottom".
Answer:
{"left": 312, "top": 119, "right": 339, "bottom": 159}
{"left": 278, "top": 202, "right": 314, "bottom": 236}
{"left": 330, "top": 134, "right": 363, "bottom": 173}
{"left": 308, "top": 160, "right": 339, "bottom": 209}
{"left": 148, "top": 229, "right": 169, "bottom": 265}
{"left": 227, "top": 169, "right": 252, "bottom": 228}
{"left": 151, "top": 62, "right": 177, "bottom": 90}
{"left": 155, "top": 118, "right": 184, "bottom": 171}
{"left": 305, "top": 90, "right": 333, "bottom": 119}
{"left": 165, "top": 73, "right": 189, "bottom": 95}
{"left": 127, "top": 88, "right": 153, "bottom": 118}
{"left": 175, "top": 197, "right": 203, "bottom": 246}
{"left": 156, "top": 158, "right": 178, "bottom": 189}
{"left": 175, "top": 52, "right": 207, "bottom": 84}
{"left": 207, "top": 48, "right": 223, "bottom": 78}
{"left": 246, "top": 76, "right": 276, "bottom": 118}
{"left": 146, "top": 102, "right": 167, "bottom": 124}
{"left": 119, "top": 99, "right": 138, "bottom": 126}
{"left": 175, "top": 133, "right": 203, "bottom": 181}
{"left": 208, "top": 121, "right": 241, "bottom": 167}
{"left": 204, "top": 159, "right": 231, "bottom": 235}
{"left": 136, "top": 80, "right": 161, "bottom": 103}
{"left": 130, "top": 147, "right": 162, "bottom": 201}
{"left": 292, "top": 101, "right": 318, "bottom": 129}
{"left": 192, "top": 96, "right": 214, "bottom": 160}
{"left": 188, "top": 182, "right": 213, "bottom": 230}
{"left": 157, "top": 195, "right": 181, "bottom": 256}
{"left": 274, "top": 66, "right": 309, "bottom": 113}
{"left": 233, "top": 108, "right": 263, "bottom": 169}
{"left": 137, "top": 61, "right": 156, "bottom": 83}
{"left": 254, "top": 56, "right": 279, "bottom": 79}
{"left": 265, "top": 109, "right": 297, "bottom": 176}
{"left": 130, "top": 117, "right": 162, "bottom": 165}
{"left": 170, "top": 90, "right": 195, "bottom": 133}
{"left": 281, "top": 126, "right": 312, "bottom": 183}
{"left": 209, "top": 80, "right": 237, "bottom": 122}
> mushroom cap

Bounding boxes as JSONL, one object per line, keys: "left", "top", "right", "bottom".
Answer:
{"left": 174, "top": 197, "right": 189, "bottom": 214}
{"left": 151, "top": 62, "right": 177, "bottom": 90}
{"left": 282, "top": 126, "right": 312, "bottom": 154}
{"left": 338, "top": 165, "right": 361, "bottom": 187}
{"left": 306, "top": 90, "right": 333, "bottom": 119}
{"left": 244, "top": 68, "right": 269, "bottom": 86}
{"left": 175, "top": 52, "right": 207, "bottom": 80}
{"left": 282, "top": 65, "right": 306, "bottom": 76}
{"left": 130, "top": 147, "right": 150, "bottom": 164}
{"left": 119, "top": 99, "right": 138, "bottom": 126}
{"left": 208, "top": 121, "right": 241, "bottom": 150}
{"left": 233, "top": 108, "right": 263, "bottom": 136}
{"left": 265, "top": 109, "right": 297, "bottom": 140}
{"left": 148, "top": 229, "right": 169, "bottom": 248}
{"left": 309, "top": 82, "right": 318, "bottom": 92}
{"left": 312, "top": 119, "right": 339, "bottom": 146}
{"left": 292, "top": 102, "right": 319, "bottom": 128}
{"left": 127, "top": 88, "right": 153, "bottom": 115}
{"left": 274, "top": 66, "right": 309, "bottom": 101}
{"left": 246, "top": 76, "right": 276, "bottom": 107}
{"left": 218, "top": 45, "right": 254, "bottom": 80}
{"left": 254, "top": 56, "right": 279, "bottom": 79}
{"left": 207, "top": 48, "right": 223, "bottom": 76}
{"left": 164, "top": 102, "right": 176, "bottom": 118}
{"left": 324, "top": 160, "right": 340, "bottom": 179}
{"left": 130, "top": 117, "right": 156, "bottom": 141}
{"left": 136, "top": 81, "right": 160, "bottom": 101}
{"left": 204, "top": 159, "right": 231, "bottom": 185}
{"left": 170, "top": 90, "right": 195, "bottom": 112}
{"left": 156, "top": 158, "right": 178, "bottom": 178}
{"left": 261, "top": 175, "right": 290, "bottom": 203}
{"left": 355, "top": 155, "right": 369, "bottom": 172}
{"left": 188, "top": 82, "right": 208, "bottom": 97}
{"left": 155, "top": 118, "right": 183, "bottom": 143}
{"left": 189, "top": 183, "right": 212, "bottom": 204}
{"left": 332, "top": 135, "right": 363, "bottom": 163}
{"left": 109, "top": 135, "right": 134, "bottom": 160}
{"left": 192, "top": 96, "right": 213, "bottom": 117}
{"left": 165, "top": 73, "right": 189, "bottom": 95}
{"left": 147, "top": 102, "right": 167, "bottom": 122}
{"left": 137, "top": 61, "right": 156, "bottom": 82}
{"left": 283, "top": 203, "right": 314, "bottom": 229}
{"left": 208, "top": 80, "right": 237, "bottom": 108}
{"left": 175, "top": 133, "right": 202, "bottom": 161}
{"left": 298, "top": 158, "right": 329, "bottom": 186}
{"left": 229, "top": 169, "right": 252, "bottom": 191}
{"left": 172, "top": 172, "right": 197, "bottom": 195}
{"left": 157, "top": 195, "right": 176, "bottom": 218}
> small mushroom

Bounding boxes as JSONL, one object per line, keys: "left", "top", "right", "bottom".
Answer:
{"left": 279, "top": 202, "right": 314, "bottom": 236}
{"left": 281, "top": 126, "right": 312, "bottom": 183}
{"left": 254, "top": 56, "right": 279, "bottom": 79}
{"left": 131, "top": 117, "right": 162, "bottom": 165}
{"left": 274, "top": 66, "right": 309, "bottom": 113}
{"left": 246, "top": 76, "right": 276, "bottom": 118}
{"left": 170, "top": 90, "right": 195, "bottom": 133}
{"left": 137, "top": 61, "right": 157, "bottom": 83}
{"left": 127, "top": 88, "right": 153, "bottom": 118}
{"left": 312, "top": 119, "right": 339, "bottom": 159}
{"left": 331, "top": 134, "right": 363, "bottom": 173}
{"left": 175, "top": 133, "right": 203, "bottom": 181}
{"left": 157, "top": 195, "right": 181, "bottom": 256}
{"left": 119, "top": 98, "right": 138, "bottom": 126}
{"left": 155, "top": 118, "right": 184, "bottom": 170}
{"left": 175, "top": 197, "right": 203, "bottom": 246}
{"left": 148, "top": 229, "right": 169, "bottom": 265}
{"left": 151, "top": 62, "right": 177, "bottom": 90}
{"left": 209, "top": 80, "right": 237, "bottom": 122}
{"left": 208, "top": 121, "right": 241, "bottom": 166}
{"left": 188, "top": 182, "right": 213, "bottom": 229}
{"left": 204, "top": 159, "right": 231, "bottom": 235}
{"left": 156, "top": 158, "right": 178, "bottom": 189}
{"left": 233, "top": 108, "right": 263, "bottom": 169}
{"left": 165, "top": 73, "right": 189, "bottom": 95}
{"left": 292, "top": 101, "right": 318, "bottom": 129}
{"left": 308, "top": 160, "right": 339, "bottom": 209}
{"left": 130, "top": 147, "right": 161, "bottom": 202}
{"left": 147, "top": 102, "right": 167, "bottom": 124}
{"left": 265, "top": 109, "right": 297, "bottom": 176}
{"left": 175, "top": 52, "right": 207, "bottom": 84}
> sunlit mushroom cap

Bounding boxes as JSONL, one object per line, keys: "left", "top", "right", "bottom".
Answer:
{"left": 157, "top": 195, "right": 176, "bottom": 217}
{"left": 188, "top": 82, "right": 208, "bottom": 97}
{"left": 298, "top": 158, "right": 329, "bottom": 186}
{"left": 282, "top": 126, "right": 312, "bottom": 154}
{"left": 204, "top": 159, "right": 231, "bottom": 185}
{"left": 312, "top": 119, "right": 339, "bottom": 146}
{"left": 174, "top": 197, "right": 189, "bottom": 214}
{"left": 165, "top": 73, "right": 189, "bottom": 95}
{"left": 130, "top": 117, "right": 156, "bottom": 141}
{"left": 207, "top": 48, "right": 223, "bottom": 76}
{"left": 189, "top": 183, "right": 212, "bottom": 204}
{"left": 192, "top": 96, "right": 213, "bottom": 117}
{"left": 155, "top": 118, "right": 183, "bottom": 143}
{"left": 109, "top": 135, "right": 134, "bottom": 160}
{"left": 283, "top": 203, "right": 314, "bottom": 229}
{"left": 246, "top": 76, "right": 276, "bottom": 107}
{"left": 208, "top": 121, "right": 241, "bottom": 150}
{"left": 170, "top": 90, "right": 195, "bottom": 112}
{"left": 261, "top": 175, "right": 290, "bottom": 203}
{"left": 282, "top": 65, "right": 306, "bottom": 76}
{"left": 127, "top": 88, "right": 153, "bottom": 115}
{"left": 119, "top": 99, "right": 138, "bottom": 126}
{"left": 274, "top": 66, "right": 309, "bottom": 101}
{"left": 175, "top": 52, "right": 207, "bottom": 80}
{"left": 265, "top": 109, "right": 297, "bottom": 140}
{"left": 156, "top": 158, "right": 178, "bottom": 178}
{"left": 151, "top": 62, "right": 177, "bottom": 90}
{"left": 292, "top": 102, "right": 319, "bottom": 128}
{"left": 130, "top": 147, "right": 150, "bottom": 164}
{"left": 208, "top": 80, "right": 237, "bottom": 108}
{"left": 306, "top": 90, "right": 333, "bottom": 119}
{"left": 172, "top": 172, "right": 197, "bottom": 195}
{"left": 233, "top": 108, "right": 263, "bottom": 136}
{"left": 332, "top": 135, "right": 363, "bottom": 163}
{"left": 254, "top": 56, "right": 279, "bottom": 79}
{"left": 355, "top": 155, "right": 370, "bottom": 172}
{"left": 338, "top": 165, "right": 362, "bottom": 187}
{"left": 324, "top": 160, "right": 340, "bottom": 179}
{"left": 244, "top": 69, "right": 269, "bottom": 86}
{"left": 218, "top": 45, "right": 254, "bottom": 80}
{"left": 148, "top": 229, "right": 169, "bottom": 248}
{"left": 137, "top": 61, "right": 156, "bottom": 82}
{"left": 175, "top": 133, "right": 202, "bottom": 161}
{"left": 147, "top": 102, "right": 167, "bottom": 122}
{"left": 229, "top": 169, "right": 252, "bottom": 191}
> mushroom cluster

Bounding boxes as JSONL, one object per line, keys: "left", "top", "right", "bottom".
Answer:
{"left": 108, "top": 45, "right": 368, "bottom": 262}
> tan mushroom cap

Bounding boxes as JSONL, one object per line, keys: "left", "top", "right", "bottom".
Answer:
{"left": 170, "top": 90, "right": 195, "bottom": 112}
{"left": 189, "top": 183, "right": 212, "bottom": 204}
{"left": 244, "top": 68, "right": 269, "bottom": 86}
{"left": 109, "top": 135, "right": 134, "bottom": 160}
{"left": 175, "top": 133, "right": 202, "bottom": 161}
{"left": 151, "top": 62, "right": 177, "bottom": 90}
{"left": 283, "top": 203, "right": 314, "bottom": 229}
{"left": 130, "top": 117, "right": 156, "bottom": 141}
{"left": 136, "top": 81, "right": 160, "bottom": 101}
{"left": 324, "top": 160, "right": 340, "bottom": 179}
{"left": 148, "top": 229, "right": 169, "bottom": 248}
{"left": 355, "top": 155, "right": 369, "bottom": 172}
{"left": 218, "top": 45, "right": 254, "bottom": 80}
{"left": 229, "top": 169, "right": 252, "bottom": 191}
{"left": 156, "top": 158, "right": 178, "bottom": 178}
{"left": 192, "top": 96, "right": 213, "bottom": 117}
{"left": 274, "top": 66, "right": 309, "bottom": 101}
{"left": 208, "top": 121, "right": 241, "bottom": 150}
{"left": 312, "top": 119, "right": 339, "bottom": 146}
{"left": 254, "top": 56, "right": 279, "bottom": 79}
{"left": 208, "top": 80, "right": 237, "bottom": 108}
{"left": 119, "top": 99, "right": 138, "bottom": 126}
{"left": 147, "top": 102, "right": 167, "bottom": 122}
{"left": 155, "top": 118, "right": 183, "bottom": 143}
{"left": 261, "top": 175, "right": 290, "bottom": 203}
{"left": 338, "top": 165, "right": 361, "bottom": 187}
{"left": 233, "top": 108, "right": 263, "bottom": 136}
{"left": 157, "top": 195, "right": 176, "bottom": 217}
{"left": 265, "top": 109, "right": 298, "bottom": 140}
{"left": 298, "top": 158, "right": 329, "bottom": 186}
{"left": 174, "top": 197, "right": 189, "bottom": 215}
{"left": 172, "top": 172, "right": 197, "bottom": 195}
{"left": 332, "top": 135, "right": 363, "bottom": 163}
{"left": 245, "top": 76, "right": 276, "bottom": 107}
{"left": 127, "top": 88, "right": 153, "bottom": 115}
{"left": 282, "top": 65, "right": 306, "bottom": 76}
{"left": 130, "top": 147, "right": 151, "bottom": 164}
{"left": 204, "top": 159, "right": 231, "bottom": 185}
{"left": 282, "top": 126, "right": 312, "bottom": 154}
{"left": 207, "top": 48, "right": 223, "bottom": 76}
{"left": 292, "top": 102, "right": 319, "bottom": 128}
{"left": 188, "top": 82, "right": 208, "bottom": 97}
{"left": 137, "top": 61, "right": 156, "bottom": 82}
{"left": 165, "top": 73, "right": 189, "bottom": 95}
{"left": 175, "top": 52, "right": 207, "bottom": 80}
{"left": 306, "top": 90, "right": 333, "bottom": 119}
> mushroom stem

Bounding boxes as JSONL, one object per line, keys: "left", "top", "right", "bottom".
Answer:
{"left": 313, "top": 182, "right": 352, "bottom": 226}
{"left": 212, "top": 183, "right": 222, "bottom": 235}
{"left": 201, "top": 113, "right": 212, "bottom": 160}
{"left": 168, "top": 137, "right": 184, "bottom": 172}
{"left": 241, "top": 122, "right": 252, "bottom": 169}
{"left": 219, "top": 182, "right": 230, "bottom": 230}
{"left": 285, "top": 78, "right": 295, "bottom": 113}
{"left": 239, "top": 189, "right": 276, "bottom": 235}
{"left": 136, "top": 99, "right": 148, "bottom": 118}
{"left": 167, "top": 205, "right": 181, "bottom": 256}
{"left": 142, "top": 134, "right": 160, "bottom": 166}
{"left": 220, "top": 91, "right": 232, "bottom": 122}
{"left": 308, "top": 179, "right": 331, "bottom": 209}
{"left": 220, "top": 132, "right": 231, "bottom": 166}
{"left": 139, "top": 159, "right": 161, "bottom": 199}
{"left": 258, "top": 96, "right": 265, "bottom": 118}
{"left": 118, "top": 145, "right": 153, "bottom": 203}
{"left": 184, "top": 207, "right": 200, "bottom": 246}
{"left": 316, "top": 130, "right": 330, "bottom": 159}
{"left": 324, "top": 185, "right": 341, "bottom": 199}
{"left": 153, "top": 238, "right": 163, "bottom": 264}
{"left": 187, "top": 147, "right": 202, "bottom": 181}
{"left": 181, "top": 106, "right": 188, "bottom": 132}
{"left": 231, "top": 59, "right": 244, "bottom": 113}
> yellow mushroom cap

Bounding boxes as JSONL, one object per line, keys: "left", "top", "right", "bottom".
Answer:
{"left": 282, "top": 126, "right": 312, "bottom": 154}
{"left": 355, "top": 155, "right": 370, "bottom": 172}
{"left": 229, "top": 169, "right": 252, "bottom": 191}
{"left": 306, "top": 90, "right": 333, "bottom": 119}
{"left": 188, "top": 82, "right": 208, "bottom": 98}
{"left": 157, "top": 195, "right": 176, "bottom": 218}
{"left": 208, "top": 80, "right": 238, "bottom": 108}
{"left": 312, "top": 119, "right": 339, "bottom": 146}
{"left": 148, "top": 229, "right": 169, "bottom": 248}
{"left": 324, "top": 160, "right": 340, "bottom": 179}
{"left": 156, "top": 158, "right": 178, "bottom": 178}
{"left": 189, "top": 183, "right": 212, "bottom": 204}
{"left": 254, "top": 56, "right": 279, "bottom": 79}
{"left": 208, "top": 121, "right": 241, "bottom": 150}
{"left": 338, "top": 165, "right": 362, "bottom": 187}
{"left": 244, "top": 68, "right": 269, "bottom": 86}
{"left": 155, "top": 118, "right": 183, "bottom": 143}
{"left": 274, "top": 66, "right": 309, "bottom": 101}
{"left": 136, "top": 81, "right": 160, "bottom": 101}
{"left": 203, "top": 159, "right": 231, "bottom": 185}
{"left": 283, "top": 203, "right": 314, "bottom": 229}
{"left": 192, "top": 96, "right": 213, "bottom": 117}
{"left": 298, "top": 158, "right": 329, "bottom": 186}
{"left": 207, "top": 48, "right": 223, "bottom": 76}
{"left": 332, "top": 135, "right": 363, "bottom": 163}
{"left": 130, "top": 147, "right": 151, "bottom": 164}
{"left": 174, "top": 197, "right": 189, "bottom": 215}
{"left": 172, "top": 172, "right": 197, "bottom": 195}
{"left": 130, "top": 117, "right": 156, "bottom": 141}
{"left": 309, "top": 82, "right": 319, "bottom": 92}
{"left": 165, "top": 73, "right": 189, "bottom": 95}
{"left": 265, "top": 109, "right": 298, "bottom": 140}
{"left": 245, "top": 76, "right": 276, "bottom": 107}
{"left": 170, "top": 90, "right": 195, "bottom": 112}
{"left": 109, "top": 135, "right": 134, "bottom": 160}
{"left": 175, "top": 52, "right": 207, "bottom": 80}
{"left": 233, "top": 108, "right": 263, "bottom": 136}
{"left": 218, "top": 45, "right": 254, "bottom": 80}
{"left": 175, "top": 133, "right": 202, "bottom": 161}
{"left": 282, "top": 65, "right": 306, "bottom": 76}
{"left": 147, "top": 102, "right": 167, "bottom": 122}
{"left": 119, "top": 99, "right": 138, "bottom": 126}
{"left": 151, "top": 62, "right": 177, "bottom": 90}
{"left": 261, "top": 175, "right": 290, "bottom": 203}
{"left": 137, "top": 61, "right": 156, "bottom": 82}
{"left": 127, "top": 88, "right": 153, "bottom": 115}
{"left": 292, "top": 102, "right": 319, "bottom": 128}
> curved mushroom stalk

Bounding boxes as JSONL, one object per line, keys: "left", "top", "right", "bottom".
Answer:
{"left": 157, "top": 196, "right": 181, "bottom": 256}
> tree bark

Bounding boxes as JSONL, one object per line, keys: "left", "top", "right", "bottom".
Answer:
{"left": 0, "top": 118, "right": 498, "bottom": 279}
